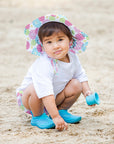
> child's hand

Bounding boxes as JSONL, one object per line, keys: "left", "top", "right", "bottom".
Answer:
{"left": 53, "top": 115, "right": 68, "bottom": 131}
{"left": 85, "top": 90, "right": 96, "bottom": 107}
{"left": 84, "top": 90, "right": 92, "bottom": 97}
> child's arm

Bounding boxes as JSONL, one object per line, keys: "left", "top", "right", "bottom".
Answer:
{"left": 81, "top": 81, "right": 96, "bottom": 106}
{"left": 81, "top": 81, "right": 92, "bottom": 97}
{"left": 42, "top": 95, "right": 68, "bottom": 131}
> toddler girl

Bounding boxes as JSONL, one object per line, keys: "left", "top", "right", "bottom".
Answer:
{"left": 16, "top": 14, "right": 93, "bottom": 131}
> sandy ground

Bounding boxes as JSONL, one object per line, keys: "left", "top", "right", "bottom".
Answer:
{"left": 0, "top": 0, "right": 114, "bottom": 144}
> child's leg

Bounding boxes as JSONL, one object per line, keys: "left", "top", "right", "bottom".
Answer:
{"left": 22, "top": 84, "right": 44, "bottom": 116}
{"left": 55, "top": 79, "right": 82, "bottom": 110}
{"left": 22, "top": 84, "right": 55, "bottom": 129}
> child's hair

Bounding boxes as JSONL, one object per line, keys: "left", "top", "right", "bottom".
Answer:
{"left": 38, "top": 22, "right": 73, "bottom": 43}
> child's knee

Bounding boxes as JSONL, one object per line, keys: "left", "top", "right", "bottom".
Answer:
{"left": 71, "top": 79, "right": 82, "bottom": 95}
{"left": 22, "top": 84, "right": 38, "bottom": 109}
{"left": 22, "top": 91, "right": 30, "bottom": 110}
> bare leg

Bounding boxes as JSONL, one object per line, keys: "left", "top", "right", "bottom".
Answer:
{"left": 22, "top": 84, "right": 44, "bottom": 117}
{"left": 55, "top": 79, "right": 82, "bottom": 110}
{"left": 22, "top": 84, "right": 55, "bottom": 129}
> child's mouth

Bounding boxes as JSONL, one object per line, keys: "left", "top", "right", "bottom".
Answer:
{"left": 54, "top": 50, "right": 62, "bottom": 54}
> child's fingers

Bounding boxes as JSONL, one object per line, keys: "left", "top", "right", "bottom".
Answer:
{"left": 56, "top": 125, "right": 64, "bottom": 131}
{"left": 53, "top": 115, "right": 68, "bottom": 131}
{"left": 56, "top": 125, "right": 67, "bottom": 131}
{"left": 64, "top": 122, "right": 68, "bottom": 130}
{"left": 56, "top": 122, "right": 68, "bottom": 131}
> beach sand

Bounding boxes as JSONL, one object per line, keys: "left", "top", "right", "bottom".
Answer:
{"left": 0, "top": 0, "right": 114, "bottom": 143}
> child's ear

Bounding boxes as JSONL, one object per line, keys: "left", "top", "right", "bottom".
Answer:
{"left": 69, "top": 39, "right": 73, "bottom": 47}
{"left": 70, "top": 39, "right": 73, "bottom": 44}
{"left": 42, "top": 46, "right": 45, "bottom": 51}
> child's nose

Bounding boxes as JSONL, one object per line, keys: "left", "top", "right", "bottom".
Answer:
{"left": 53, "top": 42, "right": 59, "bottom": 48}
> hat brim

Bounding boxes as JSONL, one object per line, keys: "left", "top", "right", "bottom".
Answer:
{"left": 24, "top": 14, "right": 89, "bottom": 56}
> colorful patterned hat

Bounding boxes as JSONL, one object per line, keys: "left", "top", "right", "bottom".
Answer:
{"left": 24, "top": 14, "right": 89, "bottom": 56}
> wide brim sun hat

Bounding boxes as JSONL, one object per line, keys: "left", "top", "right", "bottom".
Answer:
{"left": 24, "top": 14, "right": 89, "bottom": 56}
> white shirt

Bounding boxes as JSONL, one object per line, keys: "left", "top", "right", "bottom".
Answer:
{"left": 16, "top": 52, "right": 88, "bottom": 98}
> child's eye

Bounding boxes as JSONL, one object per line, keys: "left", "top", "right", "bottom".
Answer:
{"left": 47, "top": 41, "right": 52, "bottom": 44}
{"left": 59, "top": 39, "right": 63, "bottom": 41}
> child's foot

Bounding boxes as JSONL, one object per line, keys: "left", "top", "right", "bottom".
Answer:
{"left": 31, "top": 113, "right": 55, "bottom": 129}
{"left": 59, "top": 110, "right": 81, "bottom": 124}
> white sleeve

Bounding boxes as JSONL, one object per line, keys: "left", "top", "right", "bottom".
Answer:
{"left": 31, "top": 59, "right": 54, "bottom": 99}
{"left": 73, "top": 55, "right": 88, "bottom": 82}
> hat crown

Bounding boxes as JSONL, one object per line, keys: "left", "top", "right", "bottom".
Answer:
{"left": 24, "top": 14, "right": 89, "bottom": 56}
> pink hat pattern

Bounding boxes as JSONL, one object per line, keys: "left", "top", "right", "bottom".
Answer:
{"left": 24, "top": 14, "right": 89, "bottom": 56}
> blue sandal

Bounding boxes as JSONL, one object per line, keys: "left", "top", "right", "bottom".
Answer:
{"left": 31, "top": 113, "right": 55, "bottom": 129}
{"left": 59, "top": 110, "right": 81, "bottom": 124}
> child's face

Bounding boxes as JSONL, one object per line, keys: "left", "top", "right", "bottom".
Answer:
{"left": 42, "top": 32, "right": 71, "bottom": 62}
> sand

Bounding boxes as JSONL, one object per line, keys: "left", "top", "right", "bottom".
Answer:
{"left": 0, "top": 0, "right": 114, "bottom": 143}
